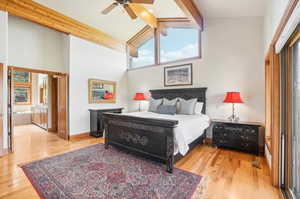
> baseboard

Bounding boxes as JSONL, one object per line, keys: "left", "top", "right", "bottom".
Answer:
{"left": 69, "top": 132, "right": 91, "bottom": 140}
{"left": 0, "top": 148, "right": 9, "bottom": 157}
{"left": 48, "top": 128, "right": 57, "bottom": 132}
{"left": 205, "top": 138, "right": 212, "bottom": 145}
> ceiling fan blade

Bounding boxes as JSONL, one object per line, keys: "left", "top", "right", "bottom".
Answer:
{"left": 128, "top": 3, "right": 157, "bottom": 28}
{"left": 101, "top": 3, "right": 118, "bottom": 15}
{"left": 123, "top": 4, "right": 138, "bottom": 19}
{"left": 130, "top": 0, "right": 154, "bottom": 4}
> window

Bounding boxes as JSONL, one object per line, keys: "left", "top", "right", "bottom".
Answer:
{"left": 279, "top": 27, "right": 300, "bottom": 199}
{"left": 130, "top": 37, "right": 155, "bottom": 68}
{"left": 127, "top": 19, "right": 200, "bottom": 68}
{"left": 160, "top": 28, "right": 199, "bottom": 63}
{"left": 13, "top": 70, "right": 32, "bottom": 105}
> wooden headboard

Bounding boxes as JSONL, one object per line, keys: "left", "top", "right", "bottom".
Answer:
{"left": 149, "top": 88, "right": 207, "bottom": 114}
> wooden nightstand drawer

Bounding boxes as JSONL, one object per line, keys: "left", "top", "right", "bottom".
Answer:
{"left": 212, "top": 120, "right": 264, "bottom": 155}
{"left": 238, "top": 142, "right": 258, "bottom": 152}
{"left": 214, "top": 138, "right": 231, "bottom": 147}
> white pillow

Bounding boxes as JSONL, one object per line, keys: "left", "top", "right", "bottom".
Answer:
{"left": 148, "top": 98, "right": 163, "bottom": 113}
{"left": 194, "top": 102, "right": 204, "bottom": 115}
{"left": 177, "top": 98, "right": 198, "bottom": 115}
{"left": 163, "top": 98, "right": 178, "bottom": 106}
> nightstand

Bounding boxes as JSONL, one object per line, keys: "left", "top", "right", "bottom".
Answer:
{"left": 211, "top": 120, "right": 265, "bottom": 155}
{"left": 88, "top": 108, "right": 123, "bottom": 138}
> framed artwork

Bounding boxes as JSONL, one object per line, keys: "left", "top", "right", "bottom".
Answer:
{"left": 164, "top": 63, "right": 193, "bottom": 87}
{"left": 88, "top": 79, "right": 116, "bottom": 104}
{"left": 13, "top": 70, "right": 32, "bottom": 105}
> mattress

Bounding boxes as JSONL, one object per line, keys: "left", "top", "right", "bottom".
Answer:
{"left": 123, "top": 111, "right": 210, "bottom": 156}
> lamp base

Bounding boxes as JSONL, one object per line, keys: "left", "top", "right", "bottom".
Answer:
{"left": 227, "top": 115, "right": 240, "bottom": 122}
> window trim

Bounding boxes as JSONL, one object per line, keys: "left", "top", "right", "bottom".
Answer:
{"left": 127, "top": 18, "right": 202, "bottom": 69}
{"left": 13, "top": 71, "right": 32, "bottom": 105}
{"left": 127, "top": 56, "right": 200, "bottom": 71}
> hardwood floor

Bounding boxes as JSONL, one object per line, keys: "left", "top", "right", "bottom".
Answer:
{"left": 0, "top": 124, "right": 281, "bottom": 199}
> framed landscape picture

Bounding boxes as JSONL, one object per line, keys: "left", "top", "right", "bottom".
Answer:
{"left": 164, "top": 64, "right": 193, "bottom": 87}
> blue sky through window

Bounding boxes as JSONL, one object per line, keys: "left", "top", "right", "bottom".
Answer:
{"left": 160, "top": 28, "right": 199, "bottom": 63}
{"left": 130, "top": 28, "right": 199, "bottom": 67}
{"left": 131, "top": 38, "right": 155, "bottom": 68}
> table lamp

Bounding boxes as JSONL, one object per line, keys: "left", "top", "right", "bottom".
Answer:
{"left": 133, "top": 93, "right": 146, "bottom": 112}
{"left": 223, "top": 92, "right": 243, "bottom": 122}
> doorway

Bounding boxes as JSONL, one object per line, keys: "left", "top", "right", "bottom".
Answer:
{"left": 7, "top": 66, "right": 69, "bottom": 152}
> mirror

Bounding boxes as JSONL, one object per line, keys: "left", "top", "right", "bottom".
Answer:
{"left": 88, "top": 79, "right": 116, "bottom": 104}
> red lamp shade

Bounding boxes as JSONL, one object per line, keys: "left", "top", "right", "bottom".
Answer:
{"left": 103, "top": 92, "right": 113, "bottom": 99}
{"left": 223, "top": 92, "right": 243, "bottom": 103}
{"left": 134, "top": 93, "right": 146, "bottom": 101}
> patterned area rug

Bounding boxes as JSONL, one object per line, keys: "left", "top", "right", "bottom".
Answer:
{"left": 21, "top": 144, "right": 205, "bottom": 199}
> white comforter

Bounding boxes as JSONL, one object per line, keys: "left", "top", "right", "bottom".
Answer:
{"left": 123, "top": 111, "right": 210, "bottom": 156}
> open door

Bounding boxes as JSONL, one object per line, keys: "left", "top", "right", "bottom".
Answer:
{"left": 0, "top": 64, "right": 4, "bottom": 155}
{"left": 55, "top": 75, "right": 68, "bottom": 140}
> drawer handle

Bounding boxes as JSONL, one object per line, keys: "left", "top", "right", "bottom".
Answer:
{"left": 241, "top": 135, "right": 249, "bottom": 140}
{"left": 241, "top": 143, "right": 249, "bottom": 147}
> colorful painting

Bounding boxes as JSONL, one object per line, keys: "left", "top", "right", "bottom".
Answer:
{"left": 88, "top": 79, "right": 116, "bottom": 104}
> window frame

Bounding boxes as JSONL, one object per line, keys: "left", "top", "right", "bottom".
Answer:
{"left": 127, "top": 18, "right": 201, "bottom": 69}
{"left": 129, "top": 35, "right": 156, "bottom": 68}
{"left": 13, "top": 71, "right": 32, "bottom": 105}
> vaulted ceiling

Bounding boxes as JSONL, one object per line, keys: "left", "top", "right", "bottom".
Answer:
{"left": 34, "top": 0, "right": 185, "bottom": 41}
{"left": 194, "top": 0, "right": 266, "bottom": 18}
{"left": 33, "top": 0, "right": 267, "bottom": 41}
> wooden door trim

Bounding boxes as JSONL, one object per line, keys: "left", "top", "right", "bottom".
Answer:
{"left": 8, "top": 66, "right": 67, "bottom": 76}
{"left": 0, "top": 63, "right": 3, "bottom": 156}
{"left": 285, "top": 45, "right": 292, "bottom": 190}
{"left": 271, "top": 46, "right": 281, "bottom": 187}
{"left": 48, "top": 75, "right": 58, "bottom": 133}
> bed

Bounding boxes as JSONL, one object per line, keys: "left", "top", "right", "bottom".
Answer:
{"left": 103, "top": 88, "right": 209, "bottom": 173}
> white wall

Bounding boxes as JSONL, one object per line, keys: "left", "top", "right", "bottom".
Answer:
{"left": 0, "top": 12, "right": 7, "bottom": 64}
{"left": 8, "top": 15, "right": 66, "bottom": 72}
{"left": 264, "top": 0, "right": 290, "bottom": 53}
{"left": 128, "top": 18, "right": 265, "bottom": 131}
{"left": 0, "top": 11, "right": 8, "bottom": 150}
{"left": 68, "top": 36, "right": 127, "bottom": 135}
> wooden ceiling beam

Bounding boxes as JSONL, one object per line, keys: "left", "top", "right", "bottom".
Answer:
{"left": 174, "top": 0, "right": 204, "bottom": 31}
{"left": 128, "top": 3, "right": 158, "bottom": 28}
{"left": 0, "top": 0, "right": 125, "bottom": 52}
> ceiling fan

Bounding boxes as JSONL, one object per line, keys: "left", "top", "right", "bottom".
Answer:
{"left": 101, "top": 0, "right": 157, "bottom": 28}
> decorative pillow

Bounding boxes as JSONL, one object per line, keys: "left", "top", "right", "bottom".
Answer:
{"left": 163, "top": 98, "right": 178, "bottom": 106}
{"left": 148, "top": 98, "right": 163, "bottom": 113}
{"left": 194, "top": 102, "right": 204, "bottom": 115}
{"left": 157, "top": 105, "right": 176, "bottom": 115}
{"left": 177, "top": 98, "right": 198, "bottom": 115}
